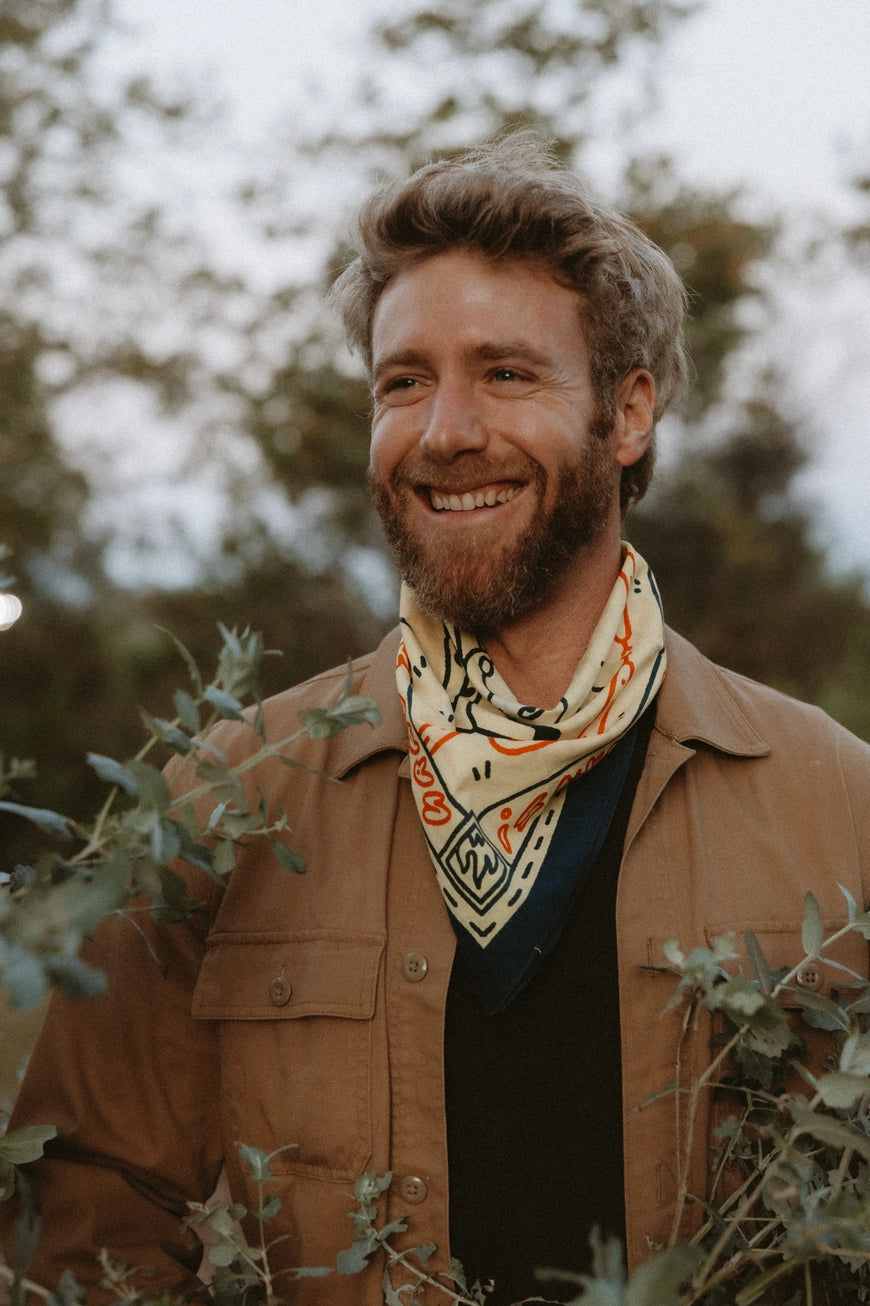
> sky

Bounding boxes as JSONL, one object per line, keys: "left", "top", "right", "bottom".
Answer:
{"left": 110, "top": 0, "right": 870, "bottom": 212}
{"left": 101, "top": 0, "right": 870, "bottom": 574}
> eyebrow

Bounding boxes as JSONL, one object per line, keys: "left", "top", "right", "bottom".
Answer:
{"left": 372, "top": 340, "right": 555, "bottom": 382}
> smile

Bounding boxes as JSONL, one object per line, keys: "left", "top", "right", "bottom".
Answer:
{"left": 428, "top": 484, "right": 522, "bottom": 512}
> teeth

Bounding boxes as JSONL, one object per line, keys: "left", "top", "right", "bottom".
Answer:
{"left": 430, "top": 485, "right": 520, "bottom": 512}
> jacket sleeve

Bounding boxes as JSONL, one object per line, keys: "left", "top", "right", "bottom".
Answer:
{"left": 0, "top": 882, "right": 224, "bottom": 1302}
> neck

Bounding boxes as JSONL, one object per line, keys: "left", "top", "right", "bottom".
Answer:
{"left": 482, "top": 538, "right": 624, "bottom": 708}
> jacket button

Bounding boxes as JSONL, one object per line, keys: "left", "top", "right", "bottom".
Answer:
{"left": 398, "top": 1175, "right": 428, "bottom": 1204}
{"left": 269, "top": 975, "right": 292, "bottom": 1006}
{"left": 401, "top": 951, "right": 428, "bottom": 983}
{"left": 796, "top": 962, "right": 824, "bottom": 992}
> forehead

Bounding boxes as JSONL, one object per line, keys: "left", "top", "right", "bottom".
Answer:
{"left": 370, "top": 249, "right": 587, "bottom": 361}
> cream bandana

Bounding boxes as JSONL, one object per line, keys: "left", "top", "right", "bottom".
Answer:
{"left": 397, "top": 545, "right": 666, "bottom": 947}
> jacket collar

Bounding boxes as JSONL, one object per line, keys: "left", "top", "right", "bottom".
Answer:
{"left": 327, "top": 623, "right": 771, "bottom": 780}
{"left": 656, "top": 627, "right": 770, "bottom": 758}
{"left": 326, "top": 629, "right": 408, "bottom": 780}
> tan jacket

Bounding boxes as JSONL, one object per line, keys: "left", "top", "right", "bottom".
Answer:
{"left": 5, "top": 627, "right": 870, "bottom": 1302}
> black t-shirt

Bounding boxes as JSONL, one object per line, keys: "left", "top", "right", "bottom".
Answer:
{"left": 444, "top": 708, "right": 654, "bottom": 1304}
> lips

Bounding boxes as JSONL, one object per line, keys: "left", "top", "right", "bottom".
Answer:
{"left": 427, "top": 484, "right": 522, "bottom": 512}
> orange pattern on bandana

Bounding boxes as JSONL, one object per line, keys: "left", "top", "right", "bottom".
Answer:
{"left": 397, "top": 545, "right": 666, "bottom": 946}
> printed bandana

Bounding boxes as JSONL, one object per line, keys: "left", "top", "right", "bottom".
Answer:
{"left": 397, "top": 545, "right": 666, "bottom": 947}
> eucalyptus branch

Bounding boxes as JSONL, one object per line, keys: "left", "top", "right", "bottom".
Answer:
{"left": 0, "top": 1262, "right": 55, "bottom": 1303}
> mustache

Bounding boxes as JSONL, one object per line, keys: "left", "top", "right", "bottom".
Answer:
{"left": 377, "top": 454, "right": 543, "bottom": 494}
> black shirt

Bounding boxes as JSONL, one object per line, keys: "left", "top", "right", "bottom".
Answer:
{"left": 444, "top": 707, "right": 654, "bottom": 1304}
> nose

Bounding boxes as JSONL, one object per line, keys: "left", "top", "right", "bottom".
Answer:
{"left": 419, "top": 378, "right": 487, "bottom": 461}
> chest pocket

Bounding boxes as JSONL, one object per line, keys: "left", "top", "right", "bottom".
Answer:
{"left": 193, "top": 930, "right": 385, "bottom": 1181}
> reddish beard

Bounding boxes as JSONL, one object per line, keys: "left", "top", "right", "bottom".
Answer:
{"left": 367, "top": 438, "right": 616, "bottom": 635}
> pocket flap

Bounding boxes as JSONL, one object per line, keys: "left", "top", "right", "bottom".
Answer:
{"left": 192, "top": 930, "right": 385, "bottom": 1020}
{"left": 704, "top": 921, "right": 868, "bottom": 1003}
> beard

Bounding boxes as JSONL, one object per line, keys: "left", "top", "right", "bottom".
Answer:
{"left": 367, "top": 434, "right": 616, "bottom": 635}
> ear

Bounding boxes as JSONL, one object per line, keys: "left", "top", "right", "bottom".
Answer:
{"left": 612, "top": 369, "right": 655, "bottom": 468}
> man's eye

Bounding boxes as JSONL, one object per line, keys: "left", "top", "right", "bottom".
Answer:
{"left": 383, "top": 376, "right": 417, "bottom": 393}
{"left": 492, "top": 368, "right": 522, "bottom": 382}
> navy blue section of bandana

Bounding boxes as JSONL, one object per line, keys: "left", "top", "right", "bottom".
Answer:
{"left": 449, "top": 722, "right": 639, "bottom": 1016}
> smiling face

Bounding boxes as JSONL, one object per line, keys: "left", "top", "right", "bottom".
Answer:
{"left": 368, "top": 248, "right": 642, "bottom": 635}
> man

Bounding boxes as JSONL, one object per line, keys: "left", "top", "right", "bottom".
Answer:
{"left": 4, "top": 136, "right": 870, "bottom": 1304}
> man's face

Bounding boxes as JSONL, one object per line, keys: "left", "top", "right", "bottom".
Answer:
{"left": 367, "top": 248, "right": 624, "bottom": 634}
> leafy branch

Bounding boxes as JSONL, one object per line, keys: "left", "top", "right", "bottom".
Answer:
{"left": 0, "top": 625, "right": 378, "bottom": 1012}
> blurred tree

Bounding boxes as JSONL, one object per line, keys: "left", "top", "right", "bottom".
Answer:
{"left": 0, "top": 319, "right": 90, "bottom": 598}
{"left": 630, "top": 398, "right": 870, "bottom": 738}
{"left": 230, "top": 0, "right": 870, "bottom": 706}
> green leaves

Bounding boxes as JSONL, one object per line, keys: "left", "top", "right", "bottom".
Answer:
{"left": 0, "top": 622, "right": 378, "bottom": 1017}
{"left": 299, "top": 663, "right": 380, "bottom": 739}
{"left": 299, "top": 695, "right": 380, "bottom": 739}
{"left": 236, "top": 1142, "right": 274, "bottom": 1184}
{"left": 0, "top": 1124, "right": 57, "bottom": 1168}
{"left": 801, "top": 890, "right": 824, "bottom": 958}
{"left": 0, "top": 1124, "right": 57, "bottom": 1201}
{"left": 0, "top": 801, "right": 74, "bottom": 840}
{"left": 86, "top": 753, "right": 141, "bottom": 797}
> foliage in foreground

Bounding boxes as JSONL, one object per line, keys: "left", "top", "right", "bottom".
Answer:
{"left": 3, "top": 626, "right": 870, "bottom": 1304}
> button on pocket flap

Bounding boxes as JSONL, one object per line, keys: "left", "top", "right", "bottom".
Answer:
{"left": 192, "top": 931, "right": 385, "bottom": 1021}
{"left": 703, "top": 922, "right": 869, "bottom": 1004}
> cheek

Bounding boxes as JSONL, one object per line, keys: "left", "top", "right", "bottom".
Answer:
{"left": 369, "top": 415, "right": 411, "bottom": 475}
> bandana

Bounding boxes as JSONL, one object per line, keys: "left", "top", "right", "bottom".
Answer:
{"left": 397, "top": 545, "right": 666, "bottom": 952}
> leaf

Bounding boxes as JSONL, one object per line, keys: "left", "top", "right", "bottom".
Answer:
{"left": 801, "top": 891, "right": 824, "bottom": 958}
{"left": 153, "top": 720, "right": 195, "bottom": 755}
{"left": 217, "top": 622, "right": 244, "bottom": 659}
{"left": 335, "top": 1236, "right": 376, "bottom": 1275}
{"left": 1, "top": 945, "right": 48, "bottom": 1009}
{"left": 0, "top": 1125, "right": 58, "bottom": 1165}
{"left": 154, "top": 626, "right": 203, "bottom": 696}
{"left": 200, "top": 1205, "right": 242, "bottom": 1237}
{"left": 624, "top": 1243, "right": 703, "bottom": 1306}
{"left": 0, "top": 801, "right": 74, "bottom": 840}
{"left": 270, "top": 839, "right": 306, "bottom": 874}
{"left": 408, "top": 1241, "right": 436, "bottom": 1269}
{"left": 153, "top": 863, "right": 200, "bottom": 920}
{"left": 662, "top": 938, "right": 684, "bottom": 967}
{"left": 815, "top": 1071, "right": 870, "bottom": 1111}
{"left": 255, "top": 1195, "right": 282, "bottom": 1221}
{"left": 173, "top": 688, "right": 201, "bottom": 735}
{"left": 86, "top": 753, "right": 141, "bottom": 797}
{"left": 126, "top": 760, "right": 171, "bottom": 815}
{"left": 840, "top": 1028, "right": 870, "bottom": 1075}
{"left": 212, "top": 839, "right": 236, "bottom": 878}
{"left": 195, "top": 760, "right": 246, "bottom": 806}
{"left": 839, "top": 882, "right": 858, "bottom": 921}
{"left": 846, "top": 989, "right": 870, "bottom": 1016}
{"left": 791, "top": 987, "right": 848, "bottom": 1031}
{"left": 235, "top": 1141, "right": 272, "bottom": 1182}
{"left": 790, "top": 1101, "right": 870, "bottom": 1160}
{"left": 298, "top": 707, "right": 348, "bottom": 740}
{"left": 44, "top": 956, "right": 107, "bottom": 1001}
{"left": 847, "top": 911, "right": 870, "bottom": 941}
{"left": 208, "top": 1241, "right": 240, "bottom": 1268}
{"left": 744, "top": 929, "right": 772, "bottom": 995}
{"left": 204, "top": 685, "right": 244, "bottom": 720}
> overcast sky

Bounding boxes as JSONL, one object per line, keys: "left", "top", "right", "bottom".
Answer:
{"left": 112, "top": 0, "right": 870, "bottom": 211}
{"left": 104, "top": 0, "right": 870, "bottom": 573}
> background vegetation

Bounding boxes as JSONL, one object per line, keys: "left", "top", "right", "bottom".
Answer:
{"left": 3, "top": 0, "right": 870, "bottom": 1095}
